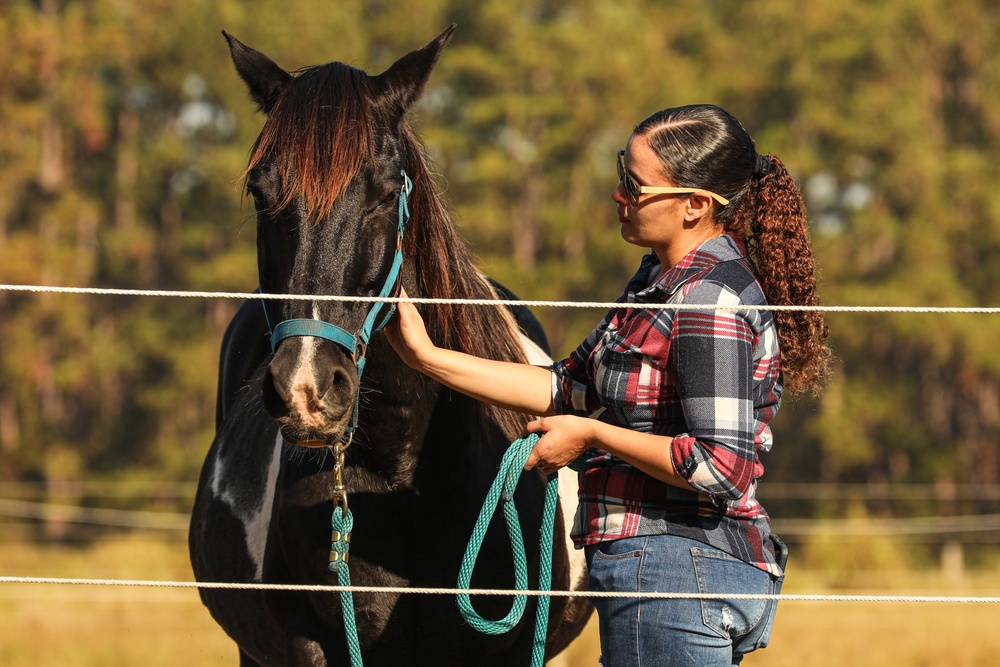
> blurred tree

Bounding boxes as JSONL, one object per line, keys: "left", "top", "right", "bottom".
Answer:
{"left": 0, "top": 0, "right": 998, "bottom": 547}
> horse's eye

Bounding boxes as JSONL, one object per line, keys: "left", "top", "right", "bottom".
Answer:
{"left": 247, "top": 185, "right": 270, "bottom": 212}
{"left": 381, "top": 192, "right": 397, "bottom": 207}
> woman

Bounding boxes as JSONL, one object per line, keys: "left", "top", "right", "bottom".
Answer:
{"left": 387, "top": 104, "right": 829, "bottom": 666}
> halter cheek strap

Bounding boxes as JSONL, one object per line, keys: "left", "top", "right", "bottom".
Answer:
{"left": 261, "top": 168, "right": 413, "bottom": 400}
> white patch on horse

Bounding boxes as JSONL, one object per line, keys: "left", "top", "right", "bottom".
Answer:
{"left": 290, "top": 336, "right": 323, "bottom": 427}
{"left": 515, "top": 331, "right": 588, "bottom": 591}
{"left": 557, "top": 466, "right": 588, "bottom": 591}
{"left": 518, "top": 332, "right": 552, "bottom": 366}
{"left": 209, "top": 432, "right": 283, "bottom": 580}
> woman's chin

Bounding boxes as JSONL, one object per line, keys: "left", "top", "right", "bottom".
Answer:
{"left": 619, "top": 225, "right": 642, "bottom": 247}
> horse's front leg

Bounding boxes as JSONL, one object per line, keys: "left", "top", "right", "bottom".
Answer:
{"left": 286, "top": 634, "right": 328, "bottom": 666}
{"left": 285, "top": 612, "right": 349, "bottom": 666}
{"left": 282, "top": 603, "right": 353, "bottom": 666}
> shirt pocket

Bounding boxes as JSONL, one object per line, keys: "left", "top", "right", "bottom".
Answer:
{"left": 592, "top": 330, "right": 670, "bottom": 420}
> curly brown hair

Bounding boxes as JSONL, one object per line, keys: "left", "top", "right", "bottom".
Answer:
{"left": 636, "top": 105, "right": 830, "bottom": 396}
{"left": 735, "top": 154, "right": 831, "bottom": 396}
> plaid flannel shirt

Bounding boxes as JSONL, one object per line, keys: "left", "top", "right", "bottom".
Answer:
{"left": 551, "top": 234, "right": 784, "bottom": 575}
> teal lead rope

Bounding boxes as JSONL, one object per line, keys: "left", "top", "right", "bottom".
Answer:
{"left": 458, "top": 433, "right": 560, "bottom": 667}
{"left": 329, "top": 506, "right": 363, "bottom": 667}
{"left": 329, "top": 431, "right": 559, "bottom": 667}
{"left": 321, "top": 170, "right": 413, "bottom": 667}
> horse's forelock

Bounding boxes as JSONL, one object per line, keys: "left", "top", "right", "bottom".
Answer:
{"left": 246, "top": 62, "right": 376, "bottom": 223}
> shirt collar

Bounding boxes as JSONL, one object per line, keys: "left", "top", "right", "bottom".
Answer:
{"left": 633, "top": 234, "right": 748, "bottom": 300}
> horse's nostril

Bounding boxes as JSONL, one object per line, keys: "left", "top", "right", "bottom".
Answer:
{"left": 261, "top": 369, "right": 290, "bottom": 419}
{"left": 327, "top": 367, "right": 358, "bottom": 404}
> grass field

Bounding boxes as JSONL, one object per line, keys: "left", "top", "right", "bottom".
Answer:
{"left": 2, "top": 535, "right": 1000, "bottom": 666}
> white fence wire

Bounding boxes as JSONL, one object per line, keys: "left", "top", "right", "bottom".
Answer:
{"left": 1, "top": 281, "right": 999, "bottom": 605}
{"left": 2, "top": 283, "right": 1000, "bottom": 313}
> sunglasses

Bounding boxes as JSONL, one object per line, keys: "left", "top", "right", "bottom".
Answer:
{"left": 617, "top": 150, "right": 730, "bottom": 206}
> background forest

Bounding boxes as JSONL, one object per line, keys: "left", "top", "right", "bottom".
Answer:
{"left": 2, "top": 0, "right": 1000, "bottom": 588}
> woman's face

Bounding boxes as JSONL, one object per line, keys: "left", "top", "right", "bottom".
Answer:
{"left": 613, "top": 134, "right": 692, "bottom": 255}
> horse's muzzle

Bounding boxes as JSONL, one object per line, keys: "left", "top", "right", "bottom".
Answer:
{"left": 261, "top": 338, "right": 359, "bottom": 445}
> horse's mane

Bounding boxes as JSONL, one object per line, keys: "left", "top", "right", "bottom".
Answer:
{"left": 246, "top": 61, "right": 531, "bottom": 438}
{"left": 398, "top": 127, "right": 534, "bottom": 437}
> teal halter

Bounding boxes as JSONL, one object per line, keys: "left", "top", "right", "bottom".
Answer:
{"left": 261, "top": 170, "right": 413, "bottom": 426}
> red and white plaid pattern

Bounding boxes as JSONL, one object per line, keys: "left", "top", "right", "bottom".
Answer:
{"left": 552, "top": 235, "right": 784, "bottom": 576}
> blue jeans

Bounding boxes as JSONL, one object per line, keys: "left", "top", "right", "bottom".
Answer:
{"left": 585, "top": 534, "right": 783, "bottom": 667}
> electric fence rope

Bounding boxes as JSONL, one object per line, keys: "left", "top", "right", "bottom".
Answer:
{"left": 8, "top": 499, "right": 1000, "bottom": 535}
{"left": 2, "top": 576, "right": 1000, "bottom": 604}
{"left": 2, "top": 281, "right": 999, "bottom": 606}
{"left": 1, "top": 283, "right": 999, "bottom": 313}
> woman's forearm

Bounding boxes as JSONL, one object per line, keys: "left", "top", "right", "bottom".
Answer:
{"left": 386, "top": 291, "right": 554, "bottom": 415}
{"left": 417, "top": 345, "right": 555, "bottom": 416}
{"left": 525, "top": 415, "right": 695, "bottom": 491}
{"left": 591, "top": 421, "right": 692, "bottom": 489}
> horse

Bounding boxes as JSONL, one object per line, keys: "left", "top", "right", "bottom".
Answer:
{"left": 188, "top": 25, "right": 592, "bottom": 666}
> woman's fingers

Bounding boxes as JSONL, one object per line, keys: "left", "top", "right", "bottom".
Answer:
{"left": 523, "top": 415, "right": 593, "bottom": 472}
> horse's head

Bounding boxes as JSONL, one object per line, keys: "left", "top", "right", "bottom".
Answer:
{"left": 224, "top": 26, "right": 456, "bottom": 447}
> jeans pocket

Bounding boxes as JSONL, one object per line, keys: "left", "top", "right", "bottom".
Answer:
{"left": 589, "top": 536, "right": 646, "bottom": 562}
{"left": 749, "top": 575, "right": 782, "bottom": 651}
{"left": 690, "top": 547, "right": 770, "bottom": 640}
{"left": 586, "top": 537, "right": 646, "bottom": 605}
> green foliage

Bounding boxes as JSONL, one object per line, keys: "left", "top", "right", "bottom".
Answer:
{"left": 1, "top": 0, "right": 999, "bottom": 508}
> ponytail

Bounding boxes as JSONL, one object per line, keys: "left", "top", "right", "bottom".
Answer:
{"left": 728, "top": 155, "right": 830, "bottom": 396}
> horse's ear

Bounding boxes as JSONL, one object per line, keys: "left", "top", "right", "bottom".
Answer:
{"left": 222, "top": 30, "right": 293, "bottom": 114}
{"left": 370, "top": 24, "right": 457, "bottom": 118}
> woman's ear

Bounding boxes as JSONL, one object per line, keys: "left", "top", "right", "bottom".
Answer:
{"left": 684, "top": 193, "right": 715, "bottom": 224}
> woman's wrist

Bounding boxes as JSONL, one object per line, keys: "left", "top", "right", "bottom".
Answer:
{"left": 412, "top": 341, "right": 448, "bottom": 376}
{"left": 579, "top": 416, "right": 600, "bottom": 450}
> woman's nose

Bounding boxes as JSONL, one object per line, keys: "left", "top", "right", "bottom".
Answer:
{"left": 612, "top": 180, "right": 629, "bottom": 205}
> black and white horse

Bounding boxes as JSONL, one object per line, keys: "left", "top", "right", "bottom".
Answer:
{"left": 189, "top": 26, "right": 591, "bottom": 666}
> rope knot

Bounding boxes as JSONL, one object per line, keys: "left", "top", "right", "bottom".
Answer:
{"left": 330, "top": 507, "right": 354, "bottom": 573}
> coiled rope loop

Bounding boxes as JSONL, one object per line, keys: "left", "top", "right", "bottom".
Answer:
{"left": 458, "top": 433, "right": 560, "bottom": 667}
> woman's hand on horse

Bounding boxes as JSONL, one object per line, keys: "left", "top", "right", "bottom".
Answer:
{"left": 386, "top": 287, "right": 435, "bottom": 369}
{"left": 523, "top": 416, "right": 594, "bottom": 473}
{"left": 386, "top": 288, "right": 555, "bottom": 415}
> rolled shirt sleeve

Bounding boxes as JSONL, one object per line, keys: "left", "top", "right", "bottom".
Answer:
{"left": 668, "top": 281, "right": 762, "bottom": 500}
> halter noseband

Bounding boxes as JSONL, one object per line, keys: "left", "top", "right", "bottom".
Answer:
{"left": 260, "top": 169, "right": 413, "bottom": 436}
